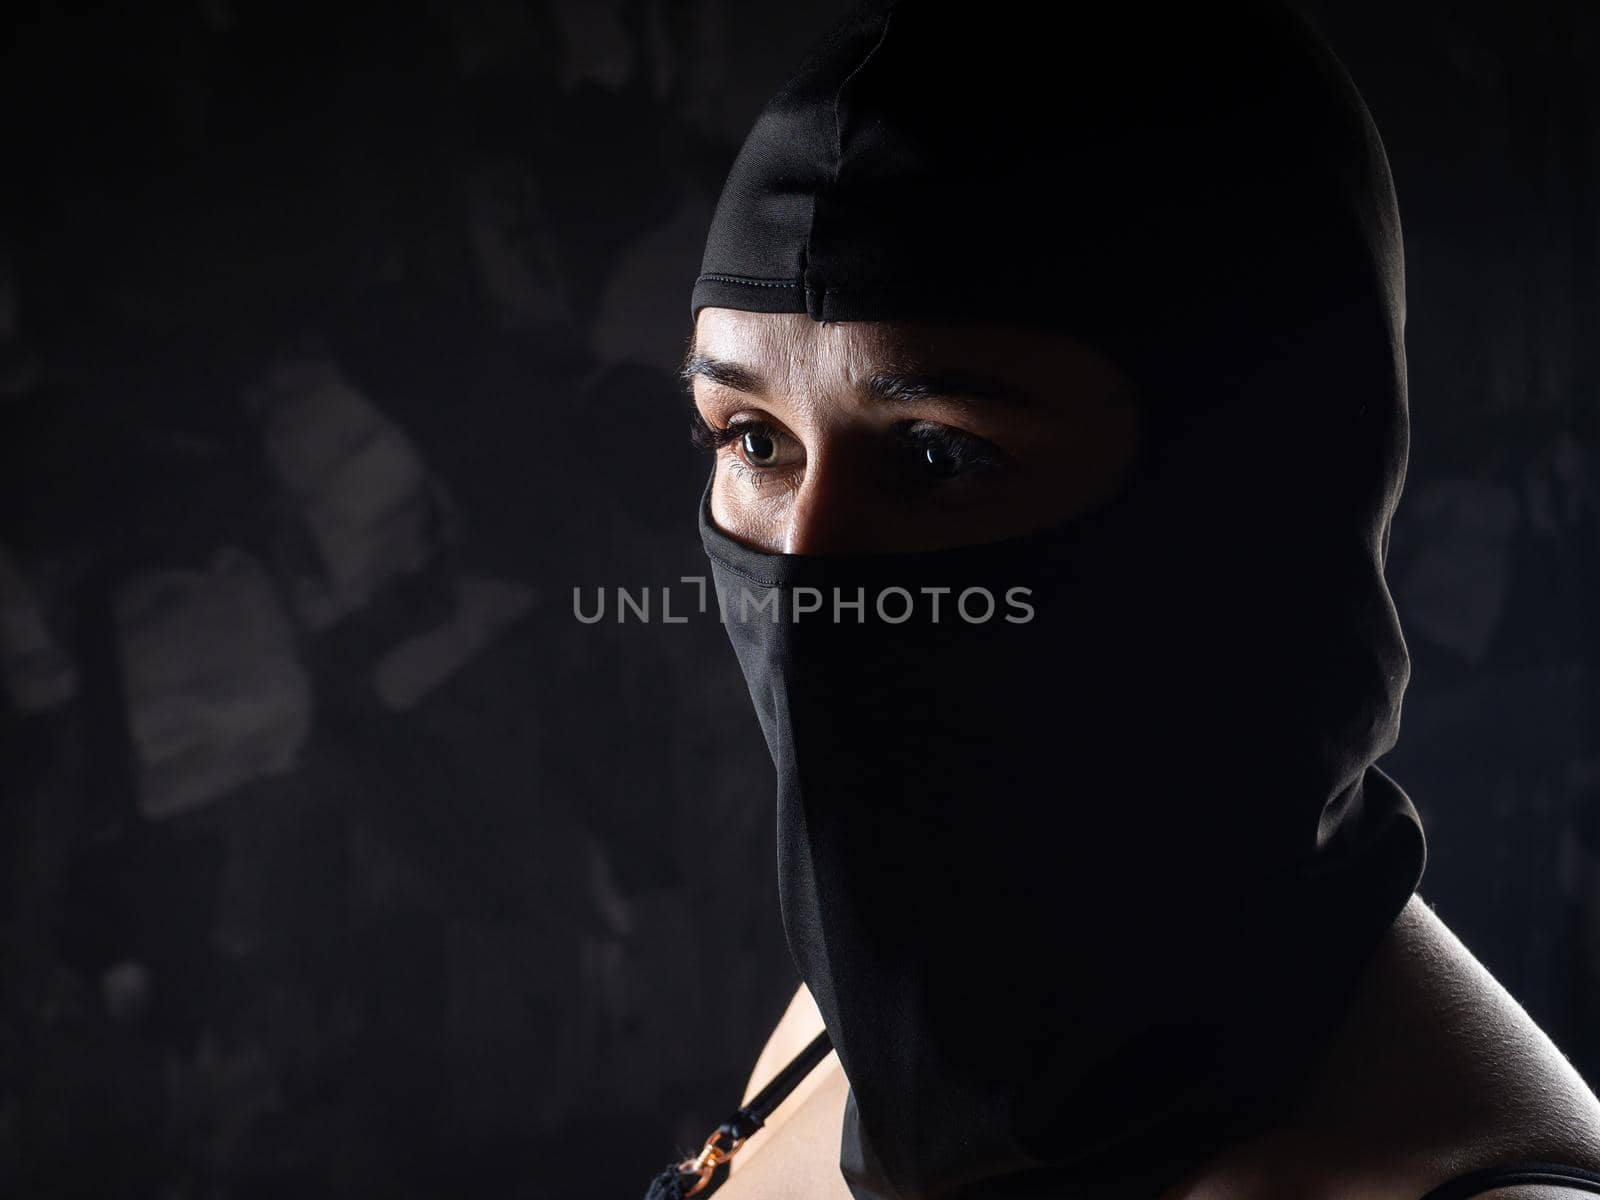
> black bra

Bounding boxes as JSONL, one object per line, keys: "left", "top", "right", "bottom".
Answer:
{"left": 644, "top": 1030, "right": 1600, "bottom": 1200}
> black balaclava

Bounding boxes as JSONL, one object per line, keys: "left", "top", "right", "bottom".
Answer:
{"left": 690, "top": 2, "right": 1427, "bottom": 1197}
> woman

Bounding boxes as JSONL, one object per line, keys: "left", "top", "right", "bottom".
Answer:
{"left": 656, "top": 2, "right": 1600, "bottom": 1196}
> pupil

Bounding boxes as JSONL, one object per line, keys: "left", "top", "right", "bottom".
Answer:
{"left": 741, "top": 430, "right": 777, "bottom": 465}
{"left": 924, "top": 445, "right": 961, "bottom": 479}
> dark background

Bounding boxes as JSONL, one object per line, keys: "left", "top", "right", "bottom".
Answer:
{"left": 0, "top": 1, "right": 1596, "bottom": 1196}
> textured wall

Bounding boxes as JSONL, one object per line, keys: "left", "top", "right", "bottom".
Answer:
{"left": 0, "top": 1, "right": 1595, "bottom": 1196}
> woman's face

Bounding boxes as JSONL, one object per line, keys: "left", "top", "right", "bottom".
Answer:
{"left": 687, "top": 308, "right": 1145, "bottom": 554}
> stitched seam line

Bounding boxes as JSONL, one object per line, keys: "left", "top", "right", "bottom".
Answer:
{"left": 701, "top": 545, "right": 783, "bottom": 588}
{"left": 695, "top": 274, "right": 802, "bottom": 289}
{"left": 699, "top": 275, "right": 980, "bottom": 295}
{"left": 804, "top": 8, "right": 895, "bottom": 302}
{"left": 833, "top": 10, "right": 893, "bottom": 177}
{"left": 702, "top": 553, "right": 784, "bottom": 590}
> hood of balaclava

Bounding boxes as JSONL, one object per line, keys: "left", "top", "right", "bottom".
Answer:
{"left": 691, "top": 3, "right": 1427, "bottom": 1197}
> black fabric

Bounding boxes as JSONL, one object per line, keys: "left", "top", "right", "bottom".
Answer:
{"left": 691, "top": 2, "right": 1427, "bottom": 1198}
{"left": 1416, "top": 1162, "right": 1600, "bottom": 1200}
{"left": 639, "top": 1035, "right": 835, "bottom": 1199}
{"left": 741, "top": 1029, "right": 835, "bottom": 1128}
{"left": 643, "top": 1163, "right": 701, "bottom": 1200}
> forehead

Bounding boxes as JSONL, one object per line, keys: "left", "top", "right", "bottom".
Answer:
{"left": 691, "top": 308, "right": 1098, "bottom": 384}
{"left": 691, "top": 309, "right": 916, "bottom": 385}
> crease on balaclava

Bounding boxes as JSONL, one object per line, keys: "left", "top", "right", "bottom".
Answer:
{"left": 691, "top": 2, "right": 1427, "bottom": 1197}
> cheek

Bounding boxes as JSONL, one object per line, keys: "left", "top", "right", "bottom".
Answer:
{"left": 1064, "top": 401, "right": 1144, "bottom": 515}
{"left": 708, "top": 469, "right": 741, "bottom": 531}
{"left": 1006, "top": 405, "right": 1143, "bottom": 529}
{"left": 709, "top": 463, "right": 790, "bottom": 553}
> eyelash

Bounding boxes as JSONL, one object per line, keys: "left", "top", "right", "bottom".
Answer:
{"left": 688, "top": 413, "right": 789, "bottom": 489}
{"left": 688, "top": 411, "right": 767, "bottom": 452}
{"left": 904, "top": 423, "right": 1009, "bottom": 478}
{"left": 688, "top": 410, "right": 1009, "bottom": 487}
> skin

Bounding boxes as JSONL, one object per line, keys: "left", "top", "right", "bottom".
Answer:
{"left": 720, "top": 897, "right": 1600, "bottom": 1199}
{"left": 686, "top": 308, "right": 1143, "bottom": 554}
{"left": 686, "top": 309, "right": 1600, "bottom": 1198}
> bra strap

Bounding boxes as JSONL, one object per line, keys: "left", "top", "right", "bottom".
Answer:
{"left": 1416, "top": 1160, "right": 1600, "bottom": 1200}
{"left": 644, "top": 1030, "right": 835, "bottom": 1199}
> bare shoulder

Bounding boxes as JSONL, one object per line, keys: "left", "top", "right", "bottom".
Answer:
{"left": 716, "top": 1055, "right": 852, "bottom": 1199}
{"left": 725, "top": 981, "right": 849, "bottom": 1189}
{"left": 1189, "top": 894, "right": 1600, "bottom": 1199}
{"left": 739, "top": 982, "right": 828, "bottom": 1106}
{"left": 731, "top": 921, "right": 1600, "bottom": 1200}
{"left": 1365, "top": 895, "right": 1600, "bottom": 1172}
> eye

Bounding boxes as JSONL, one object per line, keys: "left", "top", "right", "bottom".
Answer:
{"left": 689, "top": 410, "right": 800, "bottom": 480}
{"left": 920, "top": 441, "right": 963, "bottom": 480}
{"left": 740, "top": 427, "right": 780, "bottom": 467}
{"left": 897, "top": 422, "right": 1010, "bottom": 484}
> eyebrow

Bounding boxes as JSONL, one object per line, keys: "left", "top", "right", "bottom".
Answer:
{"left": 679, "top": 353, "right": 1030, "bottom": 409}
{"left": 679, "top": 353, "right": 762, "bottom": 395}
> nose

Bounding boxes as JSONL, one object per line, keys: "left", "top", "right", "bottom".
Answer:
{"left": 782, "top": 455, "right": 882, "bottom": 555}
